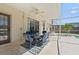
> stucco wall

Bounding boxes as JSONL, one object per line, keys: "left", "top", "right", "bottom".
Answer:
{"left": 0, "top": 4, "right": 23, "bottom": 42}
{"left": 0, "top": 4, "right": 60, "bottom": 43}
{"left": 0, "top": 4, "right": 45, "bottom": 43}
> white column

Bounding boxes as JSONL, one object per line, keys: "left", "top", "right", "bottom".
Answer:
{"left": 54, "top": 25, "right": 55, "bottom": 33}
{"left": 59, "top": 25, "right": 61, "bottom": 35}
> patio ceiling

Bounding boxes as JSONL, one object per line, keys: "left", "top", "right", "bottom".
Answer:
{"left": 4, "top": 3, "right": 60, "bottom": 20}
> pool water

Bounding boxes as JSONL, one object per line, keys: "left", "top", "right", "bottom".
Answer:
{"left": 75, "top": 36, "right": 79, "bottom": 39}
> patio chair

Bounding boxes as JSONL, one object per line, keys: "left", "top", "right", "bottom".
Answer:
{"left": 24, "top": 32, "right": 34, "bottom": 49}
{"left": 36, "top": 32, "right": 49, "bottom": 47}
{"left": 42, "top": 31, "right": 49, "bottom": 42}
{"left": 42, "top": 33, "right": 47, "bottom": 43}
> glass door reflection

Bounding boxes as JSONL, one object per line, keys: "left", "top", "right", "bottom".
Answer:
{"left": 0, "top": 13, "right": 10, "bottom": 44}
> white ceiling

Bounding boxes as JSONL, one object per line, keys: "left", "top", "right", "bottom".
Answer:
{"left": 5, "top": 3, "right": 60, "bottom": 19}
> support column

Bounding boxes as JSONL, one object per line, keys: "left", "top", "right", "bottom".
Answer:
{"left": 54, "top": 25, "right": 55, "bottom": 33}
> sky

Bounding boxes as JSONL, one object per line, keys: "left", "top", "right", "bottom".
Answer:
{"left": 53, "top": 3, "right": 79, "bottom": 25}
{"left": 61, "top": 3, "right": 79, "bottom": 18}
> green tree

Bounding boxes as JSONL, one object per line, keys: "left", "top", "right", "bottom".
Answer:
{"left": 62, "top": 24, "right": 73, "bottom": 34}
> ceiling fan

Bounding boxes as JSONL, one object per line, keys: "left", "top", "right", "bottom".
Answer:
{"left": 31, "top": 7, "right": 45, "bottom": 14}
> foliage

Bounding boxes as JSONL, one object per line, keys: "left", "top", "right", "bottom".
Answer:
{"left": 62, "top": 24, "right": 74, "bottom": 33}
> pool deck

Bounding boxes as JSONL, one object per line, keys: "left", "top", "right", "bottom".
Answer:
{"left": 0, "top": 33, "right": 79, "bottom": 55}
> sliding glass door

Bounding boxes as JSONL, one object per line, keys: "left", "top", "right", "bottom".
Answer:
{"left": 27, "top": 17, "right": 39, "bottom": 33}
{"left": 0, "top": 13, "right": 10, "bottom": 45}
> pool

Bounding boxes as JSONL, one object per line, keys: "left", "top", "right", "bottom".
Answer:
{"left": 75, "top": 36, "right": 79, "bottom": 39}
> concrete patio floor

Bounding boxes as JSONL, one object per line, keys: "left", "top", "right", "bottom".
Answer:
{"left": 23, "top": 35, "right": 58, "bottom": 55}
{"left": 0, "top": 33, "right": 79, "bottom": 55}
